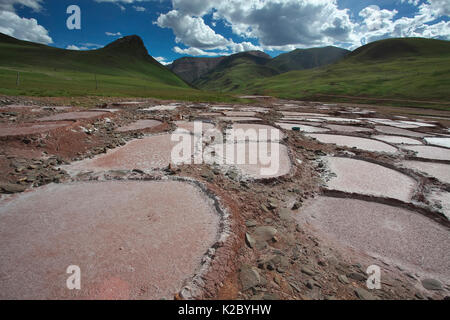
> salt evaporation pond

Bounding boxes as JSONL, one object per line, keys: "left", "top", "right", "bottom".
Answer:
{"left": 324, "top": 157, "right": 417, "bottom": 202}
{"left": 64, "top": 133, "right": 195, "bottom": 173}
{"left": 298, "top": 197, "right": 450, "bottom": 277}
{"left": 0, "top": 180, "right": 220, "bottom": 299}
{"left": 0, "top": 122, "right": 72, "bottom": 137}
{"left": 38, "top": 111, "right": 108, "bottom": 121}
{"left": 372, "top": 135, "right": 422, "bottom": 145}
{"left": 307, "top": 134, "right": 397, "bottom": 153}
{"left": 276, "top": 122, "right": 330, "bottom": 133}
{"left": 424, "top": 137, "right": 450, "bottom": 149}
{"left": 401, "top": 161, "right": 450, "bottom": 184}
{"left": 402, "top": 145, "right": 450, "bottom": 161}
{"left": 115, "top": 119, "right": 163, "bottom": 132}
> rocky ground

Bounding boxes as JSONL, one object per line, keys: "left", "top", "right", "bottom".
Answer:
{"left": 0, "top": 95, "right": 449, "bottom": 300}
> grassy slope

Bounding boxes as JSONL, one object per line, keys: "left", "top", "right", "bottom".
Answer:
{"left": 193, "top": 52, "right": 279, "bottom": 92}
{"left": 267, "top": 46, "right": 350, "bottom": 73}
{"left": 246, "top": 38, "right": 450, "bottom": 108}
{"left": 0, "top": 33, "right": 239, "bottom": 102}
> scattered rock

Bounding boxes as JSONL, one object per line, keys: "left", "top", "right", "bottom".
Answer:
{"left": 421, "top": 278, "right": 443, "bottom": 291}
{"left": 245, "top": 233, "right": 256, "bottom": 249}
{"left": 240, "top": 265, "right": 261, "bottom": 291}
{"left": 245, "top": 219, "right": 257, "bottom": 227}
{"left": 338, "top": 274, "right": 350, "bottom": 284}
{"left": 354, "top": 288, "right": 379, "bottom": 300}
{"left": 279, "top": 208, "right": 292, "bottom": 221}
{"left": 301, "top": 266, "right": 315, "bottom": 276}
{"left": 348, "top": 272, "right": 366, "bottom": 282}
{"left": 0, "top": 183, "right": 27, "bottom": 194}
{"left": 253, "top": 226, "right": 278, "bottom": 242}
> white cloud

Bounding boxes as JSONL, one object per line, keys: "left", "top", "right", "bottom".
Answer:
{"left": 359, "top": 5, "right": 398, "bottom": 32}
{"left": 173, "top": 46, "right": 227, "bottom": 57}
{"left": 0, "top": 0, "right": 43, "bottom": 12}
{"left": 154, "top": 56, "right": 172, "bottom": 65}
{"left": 155, "top": 0, "right": 450, "bottom": 53}
{"left": 0, "top": 0, "right": 52, "bottom": 44}
{"left": 133, "top": 6, "right": 146, "bottom": 12}
{"left": 0, "top": 10, "right": 52, "bottom": 44}
{"left": 156, "top": 10, "right": 229, "bottom": 50}
{"left": 105, "top": 31, "right": 122, "bottom": 36}
{"left": 66, "top": 45, "right": 80, "bottom": 50}
{"left": 356, "top": 1, "right": 450, "bottom": 44}
{"left": 156, "top": 0, "right": 356, "bottom": 52}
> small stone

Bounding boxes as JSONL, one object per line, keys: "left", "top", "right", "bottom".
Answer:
{"left": 0, "top": 183, "right": 27, "bottom": 194}
{"left": 338, "top": 274, "right": 350, "bottom": 284}
{"left": 279, "top": 208, "right": 292, "bottom": 221}
{"left": 276, "top": 266, "right": 286, "bottom": 274}
{"left": 289, "top": 282, "right": 301, "bottom": 293}
{"left": 292, "top": 202, "right": 301, "bottom": 210}
{"left": 264, "top": 218, "right": 273, "bottom": 224}
{"left": 260, "top": 204, "right": 269, "bottom": 213}
{"left": 348, "top": 272, "right": 366, "bottom": 282}
{"left": 240, "top": 265, "right": 261, "bottom": 291}
{"left": 245, "top": 219, "right": 258, "bottom": 227}
{"left": 354, "top": 288, "right": 379, "bottom": 300}
{"left": 245, "top": 233, "right": 256, "bottom": 249}
{"left": 301, "top": 266, "right": 315, "bottom": 276}
{"left": 254, "top": 226, "right": 278, "bottom": 242}
{"left": 262, "top": 292, "right": 279, "bottom": 300}
{"left": 415, "top": 292, "right": 424, "bottom": 300}
{"left": 421, "top": 278, "right": 443, "bottom": 291}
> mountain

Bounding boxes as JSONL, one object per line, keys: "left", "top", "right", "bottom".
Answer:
{"left": 0, "top": 33, "right": 201, "bottom": 98}
{"left": 245, "top": 38, "right": 450, "bottom": 106}
{"left": 192, "top": 51, "right": 279, "bottom": 92}
{"left": 169, "top": 56, "right": 225, "bottom": 83}
{"left": 267, "top": 46, "right": 350, "bottom": 73}
{"left": 171, "top": 47, "right": 350, "bottom": 92}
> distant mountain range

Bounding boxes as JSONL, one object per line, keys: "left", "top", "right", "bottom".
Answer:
{"left": 169, "top": 47, "right": 350, "bottom": 91}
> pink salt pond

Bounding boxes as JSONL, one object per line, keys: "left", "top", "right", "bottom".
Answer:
{"left": 220, "top": 142, "right": 291, "bottom": 179}
{"left": 374, "top": 125, "right": 426, "bottom": 138}
{"left": 324, "top": 157, "right": 417, "bottom": 202}
{"left": 276, "top": 122, "right": 329, "bottom": 133}
{"left": 307, "top": 134, "right": 397, "bottom": 153}
{"left": 0, "top": 122, "right": 72, "bottom": 137}
{"left": 325, "top": 124, "right": 373, "bottom": 133}
{"left": 64, "top": 133, "right": 194, "bottom": 173}
{"left": 115, "top": 119, "right": 163, "bottom": 132}
{"left": 38, "top": 111, "right": 108, "bottom": 122}
{"left": 0, "top": 180, "right": 220, "bottom": 299}
{"left": 402, "top": 145, "right": 450, "bottom": 161}
{"left": 372, "top": 135, "right": 422, "bottom": 145}
{"left": 224, "top": 111, "right": 257, "bottom": 117}
{"left": 231, "top": 123, "right": 284, "bottom": 141}
{"left": 401, "top": 161, "right": 450, "bottom": 184}
{"left": 298, "top": 197, "right": 450, "bottom": 277}
{"left": 175, "top": 121, "right": 215, "bottom": 134}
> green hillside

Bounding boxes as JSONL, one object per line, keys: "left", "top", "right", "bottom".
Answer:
{"left": 0, "top": 33, "right": 237, "bottom": 102}
{"left": 246, "top": 38, "right": 450, "bottom": 108}
{"left": 193, "top": 51, "right": 279, "bottom": 92}
{"left": 267, "top": 46, "right": 350, "bottom": 73}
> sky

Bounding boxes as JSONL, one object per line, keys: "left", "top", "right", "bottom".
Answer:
{"left": 0, "top": 0, "right": 449, "bottom": 64}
